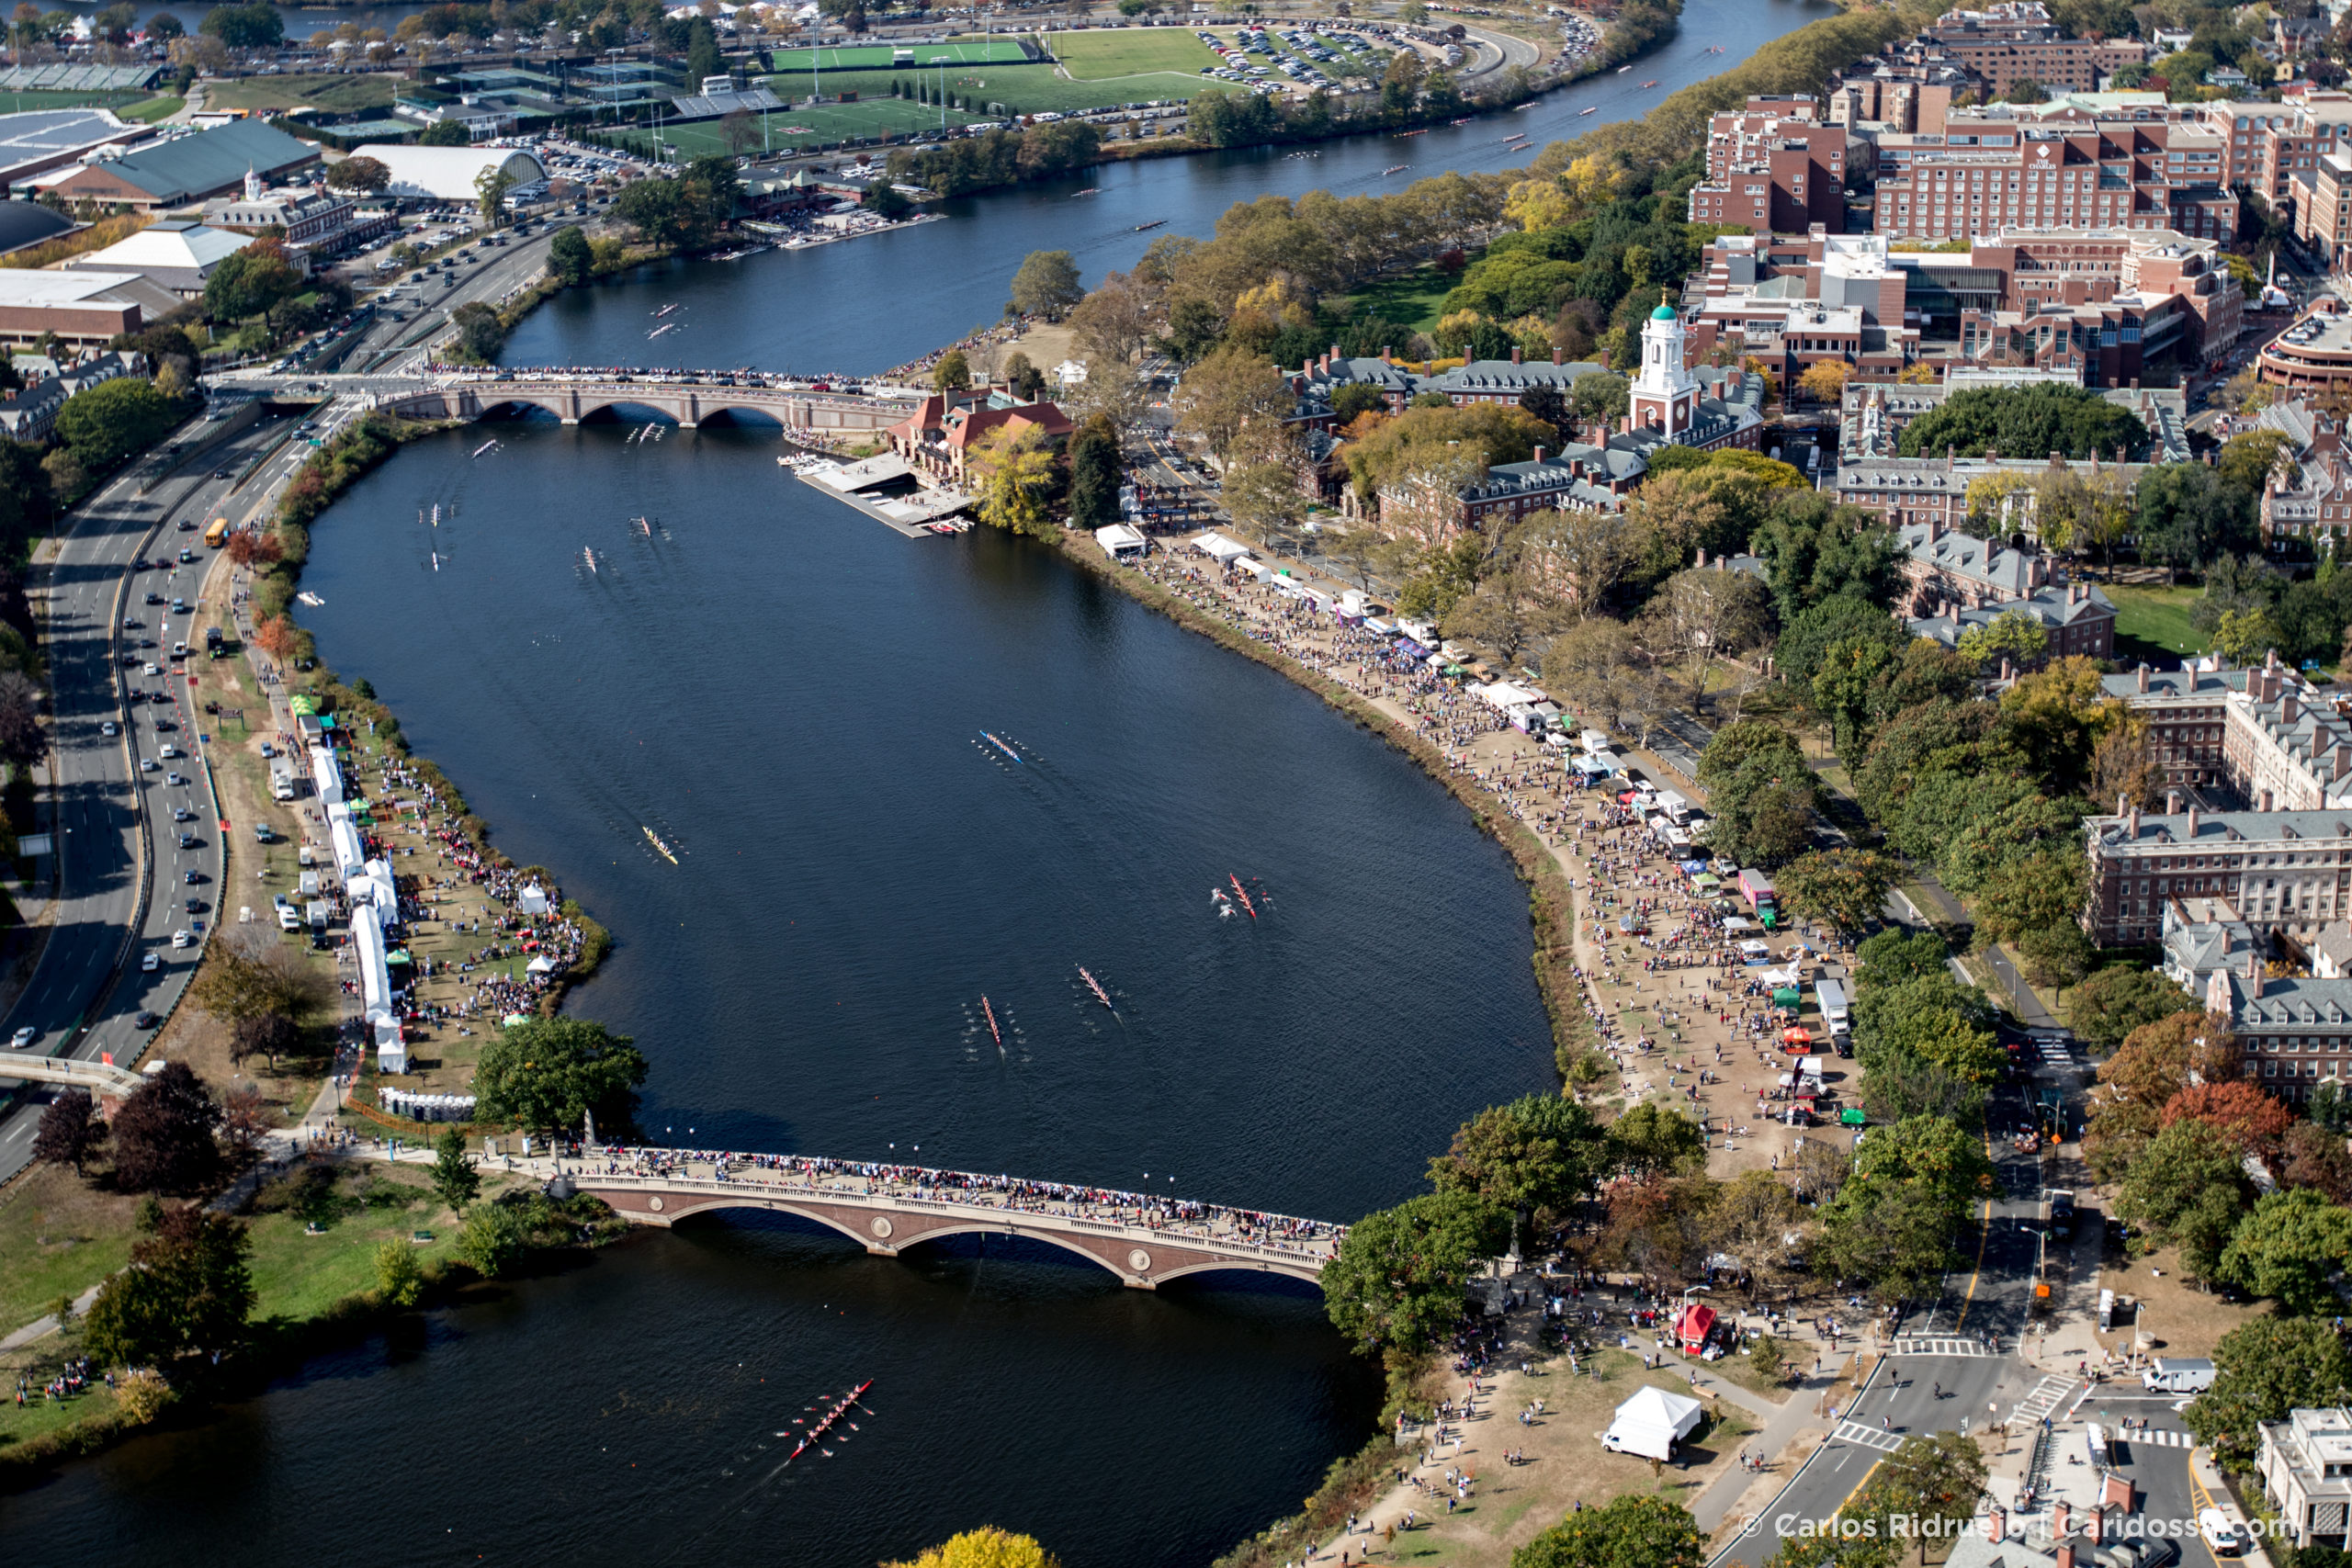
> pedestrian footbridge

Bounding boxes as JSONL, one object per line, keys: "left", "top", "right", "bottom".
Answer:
{"left": 562, "top": 1155, "right": 1342, "bottom": 1291}
{"left": 0, "top": 1049, "right": 150, "bottom": 1106}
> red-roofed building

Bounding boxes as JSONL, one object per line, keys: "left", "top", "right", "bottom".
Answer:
{"left": 887, "top": 390, "right": 1073, "bottom": 484}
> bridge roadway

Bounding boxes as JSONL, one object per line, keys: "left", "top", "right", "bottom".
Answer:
{"left": 212, "top": 368, "right": 922, "bottom": 434}
{"left": 532, "top": 1149, "right": 1344, "bottom": 1290}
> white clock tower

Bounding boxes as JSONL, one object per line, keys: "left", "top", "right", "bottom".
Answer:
{"left": 1627, "top": 290, "right": 1700, "bottom": 439}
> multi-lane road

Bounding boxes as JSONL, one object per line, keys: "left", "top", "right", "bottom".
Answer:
{"left": 0, "top": 415, "right": 301, "bottom": 1180}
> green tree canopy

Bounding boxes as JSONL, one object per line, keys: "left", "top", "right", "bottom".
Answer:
{"left": 2187, "top": 1315, "right": 2352, "bottom": 1468}
{"left": 1429, "top": 1094, "right": 1603, "bottom": 1244}
{"left": 83, "top": 1201, "right": 254, "bottom": 1369}
{"left": 2218, "top": 1188, "right": 2352, "bottom": 1314}
{"left": 1512, "top": 1495, "right": 1704, "bottom": 1568}
{"left": 472, "top": 1017, "right": 647, "bottom": 1136}
{"left": 2068, "top": 966, "right": 2200, "bottom": 1051}
{"left": 1895, "top": 384, "right": 2150, "bottom": 462}
{"left": 1009, "top": 249, "right": 1085, "bottom": 320}
{"left": 1320, "top": 1190, "right": 1510, "bottom": 1354}
{"left": 2114, "top": 1117, "right": 2253, "bottom": 1278}
{"left": 56, "top": 376, "right": 181, "bottom": 473}
{"left": 1608, "top": 1101, "right": 1708, "bottom": 1181}
{"left": 1773, "top": 593, "right": 1908, "bottom": 690}
{"left": 1774, "top": 849, "right": 1900, "bottom": 936}
{"left": 548, "top": 223, "right": 593, "bottom": 287}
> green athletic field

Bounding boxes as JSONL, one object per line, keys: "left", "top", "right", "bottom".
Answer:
{"left": 621, "top": 96, "right": 978, "bottom": 158}
{"left": 766, "top": 36, "right": 1030, "bottom": 72}
{"left": 1052, "top": 29, "right": 1220, "bottom": 79}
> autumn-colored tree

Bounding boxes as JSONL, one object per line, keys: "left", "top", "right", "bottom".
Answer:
{"left": 2160, "top": 1080, "right": 2295, "bottom": 1160}
{"left": 250, "top": 616, "right": 300, "bottom": 661}
{"left": 1796, "top": 359, "right": 1849, "bottom": 404}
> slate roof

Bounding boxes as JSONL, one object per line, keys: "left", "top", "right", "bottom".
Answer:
{"left": 86, "top": 120, "right": 319, "bottom": 205}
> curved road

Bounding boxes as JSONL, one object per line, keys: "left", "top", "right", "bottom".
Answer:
{"left": 0, "top": 419, "right": 293, "bottom": 1181}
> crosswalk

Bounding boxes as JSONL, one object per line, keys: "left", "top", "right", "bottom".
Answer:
{"left": 2012, "top": 1375, "right": 2079, "bottom": 1427}
{"left": 2032, "top": 1035, "right": 2081, "bottom": 1066}
{"left": 1832, "top": 1420, "right": 1907, "bottom": 1453}
{"left": 2120, "top": 1427, "right": 2196, "bottom": 1450}
{"left": 1893, "top": 1337, "right": 1995, "bottom": 1358}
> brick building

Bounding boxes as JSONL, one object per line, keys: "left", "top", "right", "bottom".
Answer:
{"left": 2081, "top": 803, "right": 2352, "bottom": 946}
{"left": 2205, "top": 963, "right": 2352, "bottom": 1100}
{"left": 1685, "top": 95, "right": 1850, "bottom": 236}
{"left": 1872, "top": 118, "right": 2237, "bottom": 244}
{"left": 1917, "top": 3, "right": 2146, "bottom": 96}
{"left": 1906, "top": 580, "right": 2115, "bottom": 658}
{"left": 2098, "top": 660, "right": 2254, "bottom": 792}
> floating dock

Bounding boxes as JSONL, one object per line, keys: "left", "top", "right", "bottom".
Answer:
{"left": 796, "top": 454, "right": 971, "bottom": 538}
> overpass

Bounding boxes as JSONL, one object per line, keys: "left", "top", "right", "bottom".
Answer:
{"left": 539, "top": 1148, "right": 1345, "bottom": 1290}
{"left": 215, "top": 369, "right": 922, "bottom": 434}
{"left": 0, "top": 1049, "right": 151, "bottom": 1107}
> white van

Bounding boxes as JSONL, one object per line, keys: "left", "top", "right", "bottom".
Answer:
{"left": 2143, "top": 1358, "right": 2216, "bottom": 1393}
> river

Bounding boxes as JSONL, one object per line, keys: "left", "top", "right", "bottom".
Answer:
{"left": 4, "top": 5, "right": 1827, "bottom": 1562}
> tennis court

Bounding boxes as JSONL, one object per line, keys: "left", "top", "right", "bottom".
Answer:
{"left": 766, "top": 36, "right": 1031, "bottom": 72}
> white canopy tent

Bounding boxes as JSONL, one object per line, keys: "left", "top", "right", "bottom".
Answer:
{"left": 1600, "top": 1386, "right": 1704, "bottom": 1461}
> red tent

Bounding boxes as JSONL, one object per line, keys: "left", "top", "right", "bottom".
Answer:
{"left": 1676, "top": 1302, "right": 1717, "bottom": 1353}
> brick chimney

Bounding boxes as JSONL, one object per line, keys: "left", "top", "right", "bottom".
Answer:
{"left": 1512, "top": 345, "right": 1523, "bottom": 364}
{"left": 2054, "top": 1503, "right": 2072, "bottom": 1540}
{"left": 2261, "top": 787, "right": 2276, "bottom": 812}
{"left": 2127, "top": 802, "right": 2141, "bottom": 836}
{"left": 2089, "top": 1506, "right": 2107, "bottom": 1544}
{"left": 1987, "top": 1507, "right": 2007, "bottom": 1544}
{"left": 2188, "top": 805, "right": 2200, "bottom": 837}
{"left": 2247, "top": 947, "right": 2265, "bottom": 998}
{"left": 1533, "top": 446, "right": 1547, "bottom": 465}
{"left": 2138, "top": 662, "right": 2151, "bottom": 693}
{"left": 2001, "top": 658, "right": 2014, "bottom": 682}
{"left": 2167, "top": 790, "right": 2182, "bottom": 814}
{"left": 1329, "top": 341, "right": 1341, "bottom": 362}
{"left": 1382, "top": 345, "right": 1393, "bottom": 364}
{"left": 2335, "top": 744, "right": 2350, "bottom": 782}
{"left": 1552, "top": 346, "right": 1565, "bottom": 365}
{"left": 2284, "top": 689, "right": 2301, "bottom": 723}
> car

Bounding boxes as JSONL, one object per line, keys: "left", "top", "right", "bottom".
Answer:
{"left": 184, "top": 897, "right": 205, "bottom": 914}
{"left": 145, "top": 592, "right": 164, "bottom": 605}
{"left": 169, "top": 599, "right": 187, "bottom": 615}
{"left": 141, "top": 953, "right": 160, "bottom": 972}
{"left": 101, "top": 720, "right": 118, "bottom": 737}
{"left": 258, "top": 741, "right": 277, "bottom": 759}
{"left": 183, "top": 869, "right": 202, "bottom": 885}
{"left": 133, "top": 1011, "right": 159, "bottom": 1030}
{"left": 159, "top": 744, "right": 180, "bottom": 759}
{"left": 177, "top": 832, "right": 198, "bottom": 849}
{"left": 143, "top": 662, "right": 158, "bottom": 676}
{"left": 171, "top": 930, "right": 190, "bottom": 948}
{"left": 141, "top": 758, "right": 160, "bottom": 773}
{"left": 277, "top": 905, "right": 301, "bottom": 931}
{"left": 213, "top": 469, "right": 232, "bottom": 479}
{"left": 254, "top": 823, "right": 277, "bottom": 844}
{"left": 122, "top": 617, "right": 140, "bottom": 630}
{"left": 8, "top": 1026, "right": 33, "bottom": 1048}
{"left": 153, "top": 719, "right": 175, "bottom": 733}
{"left": 178, "top": 548, "right": 195, "bottom": 563}
{"left": 172, "top": 807, "right": 193, "bottom": 822}
{"left": 176, "top": 519, "right": 196, "bottom": 531}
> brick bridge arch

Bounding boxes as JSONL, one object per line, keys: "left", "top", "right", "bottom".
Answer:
{"left": 375, "top": 383, "right": 906, "bottom": 434}
{"left": 581, "top": 1181, "right": 1329, "bottom": 1292}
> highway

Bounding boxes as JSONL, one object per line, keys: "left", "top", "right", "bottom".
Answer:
{"left": 0, "top": 414, "right": 300, "bottom": 1181}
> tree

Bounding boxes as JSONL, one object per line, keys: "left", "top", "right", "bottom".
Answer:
{"left": 1429, "top": 1094, "right": 1601, "bottom": 1251}
{"left": 1856, "top": 928, "right": 1949, "bottom": 992}
{"left": 1320, "top": 1190, "right": 1509, "bottom": 1355}
{"left": 450, "top": 301, "right": 506, "bottom": 363}
{"left": 2217, "top": 1189, "right": 2352, "bottom": 1314}
{"left": 1852, "top": 1432, "right": 1988, "bottom": 1565}
{"left": 198, "top": 1, "right": 282, "bottom": 48}
{"left": 1814, "top": 1168, "right": 1966, "bottom": 1302}
{"left": 1608, "top": 1101, "right": 1706, "bottom": 1181}
{"left": 324, "top": 155, "right": 390, "bottom": 195}
{"left": 374, "top": 1239, "right": 423, "bottom": 1308}
{"left": 1641, "top": 566, "right": 1771, "bottom": 694}
{"left": 1797, "top": 359, "right": 1849, "bottom": 405}
{"left": 418, "top": 117, "right": 474, "bottom": 147}
{"left": 1973, "top": 850, "right": 2089, "bottom": 952}
{"left": 2282, "top": 1121, "right": 2352, "bottom": 1204}
{"left": 1954, "top": 606, "right": 2050, "bottom": 671}
{"left": 720, "top": 108, "right": 759, "bottom": 156}
{"left": 110, "top": 1062, "right": 221, "bottom": 1194}
{"left": 933, "top": 350, "right": 972, "bottom": 393}
{"left": 82, "top": 1201, "right": 254, "bottom": 1369}
{"left": 2186, "top": 1316, "right": 2352, "bottom": 1468}
{"left": 472, "top": 1017, "right": 647, "bottom": 1136}
{"left": 1860, "top": 1052, "right": 1987, "bottom": 1131}
{"left": 2114, "top": 1118, "right": 2252, "bottom": 1278}
{"left": 1895, "top": 384, "right": 2149, "bottom": 462}
{"left": 548, "top": 224, "right": 593, "bottom": 288}
{"left": 1749, "top": 1333, "right": 1787, "bottom": 1386}
{"left": 32, "top": 1088, "right": 106, "bottom": 1175}
{"left": 201, "top": 241, "right": 303, "bottom": 326}
{"left": 458, "top": 1198, "right": 530, "bottom": 1279}
{"left": 1772, "top": 592, "right": 1905, "bottom": 689}
{"left": 55, "top": 377, "right": 181, "bottom": 473}
{"left": 863, "top": 180, "right": 911, "bottom": 220}
{"left": 1511, "top": 1495, "right": 1703, "bottom": 1568}
{"left": 1065, "top": 414, "right": 1121, "bottom": 529}
{"left": 886, "top": 1529, "right": 1062, "bottom": 1568}
{"left": 971, "top": 423, "right": 1060, "bottom": 537}
{"left": 1774, "top": 849, "right": 1899, "bottom": 937}
{"left": 1009, "top": 249, "right": 1084, "bottom": 321}
{"left": 145, "top": 9, "right": 185, "bottom": 41}
{"left": 2161, "top": 1080, "right": 2295, "bottom": 1160}
{"left": 432, "top": 1125, "right": 481, "bottom": 1213}
{"left": 1067, "top": 270, "right": 1161, "bottom": 368}
{"left": 1174, "top": 343, "right": 1291, "bottom": 466}
{"left": 1703, "top": 1169, "right": 1804, "bottom": 1299}
{"left": 473, "top": 162, "right": 518, "bottom": 231}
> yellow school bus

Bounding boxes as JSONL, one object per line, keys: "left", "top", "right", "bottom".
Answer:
{"left": 204, "top": 516, "right": 230, "bottom": 547}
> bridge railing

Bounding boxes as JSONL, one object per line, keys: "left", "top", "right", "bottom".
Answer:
{"left": 0, "top": 1051, "right": 146, "bottom": 1098}
{"left": 566, "top": 1159, "right": 1344, "bottom": 1264}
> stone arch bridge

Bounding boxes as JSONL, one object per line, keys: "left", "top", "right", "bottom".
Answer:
{"left": 559, "top": 1157, "right": 1340, "bottom": 1291}
{"left": 363, "top": 376, "right": 919, "bottom": 434}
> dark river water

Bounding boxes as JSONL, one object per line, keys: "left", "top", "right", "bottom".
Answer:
{"left": 3, "top": 6, "right": 1829, "bottom": 1562}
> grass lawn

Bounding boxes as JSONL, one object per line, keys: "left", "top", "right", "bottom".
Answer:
{"left": 1054, "top": 28, "right": 1221, "bottom": 80}
{"left": 0, "top": 1164, "right": 141, "bottom": 1335}
{"left": 768, "top": 36, "right": 1029, "bottom": 72}
{"left": 628, "top": 97, "right": 979, "bottom": 159}
{"left": 243, "top": 1161, "right": 469, "bottom": 1324}
{"left": 766, "top": 60, "right": 1198, "bottom": 117}
{"left": 1351, "top": 262, "right": 1464, "bottom": 333}
{"left": 119, "top": 96, "right": 183, "bottom": 124}
{"left": 2106, "top": 582, "right": 2209, "bottom": 662}
{"left": 204, "top": 74, "right": 398, "bottom": 115}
